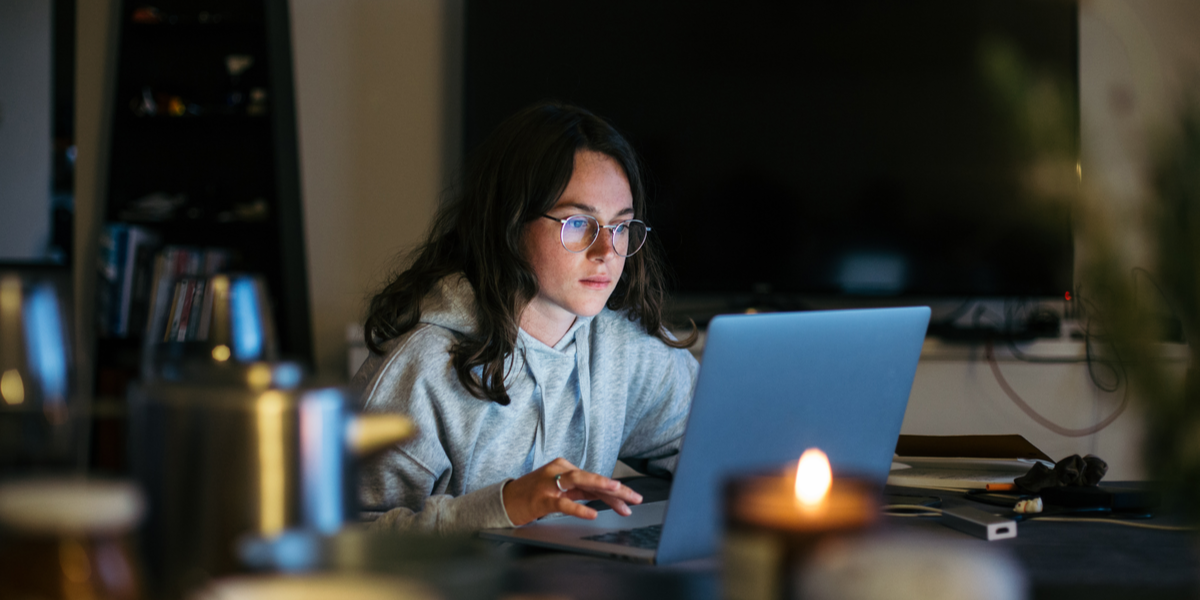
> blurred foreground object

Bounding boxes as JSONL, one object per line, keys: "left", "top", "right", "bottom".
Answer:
{"left": 0, "top": 271, "right": 85, "bottom": 473}
{"left": 798, "top": 533, "right": 1025, "bottom": 600}
{"left": 983, "top": 34, "right": 1200, "bottom": 519}
{"left": 0, "top": 478, "right": 145, "bottom": 599}
{"left": 1103, "top": 100, "right": 1200, "bottom": 519}
{"left": 236, "top": 528, "right": 507, "bottom": 600}
{"left": 193, "top": 574, "right": 439, "bottom": 600}
{"left": 130, "top": 377, "right": 414, "bottom": 599}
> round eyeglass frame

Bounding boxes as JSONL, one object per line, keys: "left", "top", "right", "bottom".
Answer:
{"left": 540, "top": 214, "right": 651, "bottom": 258}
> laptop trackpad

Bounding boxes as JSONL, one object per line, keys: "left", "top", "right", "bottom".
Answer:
{"left": 531, "top": 500, "right": 668, "bottom": 531}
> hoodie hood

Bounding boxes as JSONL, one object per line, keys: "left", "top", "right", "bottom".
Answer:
{"left": 418, "top": 274, "right": 480, "bottom": 336}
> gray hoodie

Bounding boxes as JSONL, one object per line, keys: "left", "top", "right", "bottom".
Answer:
{"left": 351, "top": 275, "right": 699, "bottom": 534}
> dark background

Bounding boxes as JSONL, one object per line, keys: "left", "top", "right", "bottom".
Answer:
{"left": 464, "top": 0, "right": 1078, "bottom": 301}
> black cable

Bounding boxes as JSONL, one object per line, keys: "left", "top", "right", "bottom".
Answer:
{"left": 1080, "top": 298, "right": 1123, "bottom": 393}
{"left": 933, "top": 297, "right": 976, "bottom": 326}
{"left": 1003, "top": 300, "right": 1084, "bottom": 364}
{"left": 1000, "top": 297, "right": 1123, "bottom": 393}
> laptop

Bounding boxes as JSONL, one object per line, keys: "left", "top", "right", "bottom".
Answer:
{"left": 480, "top": 306, "right": 931, "bottom": 564}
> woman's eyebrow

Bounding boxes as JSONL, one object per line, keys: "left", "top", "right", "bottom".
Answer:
{"left": 554, "top": 202, "right": 635, "bottom": 217}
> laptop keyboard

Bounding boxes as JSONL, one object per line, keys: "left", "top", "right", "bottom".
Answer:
{"left": 581, "top": 524, "right": 663, "bottom": 549}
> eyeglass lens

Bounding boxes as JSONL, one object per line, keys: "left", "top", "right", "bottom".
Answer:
{"left": 560, "top": 216, "right": 648, "bottom": 257}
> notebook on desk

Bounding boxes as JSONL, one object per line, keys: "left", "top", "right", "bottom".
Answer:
{"left": 479, "top": 306, "right": 931, "bottom": 564}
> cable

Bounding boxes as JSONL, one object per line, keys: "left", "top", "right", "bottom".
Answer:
{"left": 893, "top": 484, "right": 978, "bottom": 493}
{"left": 881, "top": 504, "right": 944, "bottom": 517}
{"left": 932, "top": 297, "right": 977, "bottom": 327}
{"left": 985, "top": 339, "right": 1129, "bottom": 437}
{"left": 1030, "top": 516, "right": 1194, "bottom": 532}
{"left": 1003, "top": 300, "right": 1084, "bottom": 364}
{"left": 1000, "top": 298, "right": 1124, "bottom": 393}
{"left": 883, "top": 505, "right": 1194, "bottom": 531}
{"left": 1079, "top": 298, "right": 1123, "bottom": 393}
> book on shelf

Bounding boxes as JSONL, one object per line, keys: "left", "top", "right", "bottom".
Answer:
{"left": 97, "top": 223, "right": 162, "bottom": 338}
{"left": 98, "top": 230, "right": 234, "bottom": 340}
{"left": 147, "top": 246, "right": 232, "bottom": 343}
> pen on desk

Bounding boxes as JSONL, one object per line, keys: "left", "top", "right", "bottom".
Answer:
{"left": 986, "top": 483, "right": 1016, "bottom": 492}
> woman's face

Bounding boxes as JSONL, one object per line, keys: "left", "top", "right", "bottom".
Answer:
{"left": 521, "top": 150, "right": 633, "bottom": 339}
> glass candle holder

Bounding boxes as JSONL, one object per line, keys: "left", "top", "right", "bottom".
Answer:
{"left": 0, "top": 478, "right": 146, "bottom": 600}
{"left": 0, "top": 270, "right": 83, "bottom": 474}
{"left": 723, "top": 461, "right": 877, "bottom": 600}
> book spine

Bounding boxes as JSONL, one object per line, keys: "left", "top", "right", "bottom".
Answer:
{"left": 109, "top": 225, "right": 130, "bottom": 337}
{"left": 175, "top": 279, "right": 197, "bottom": 342}
{"left": 164, "top": 280, "right": 186, "bottom": 342}
{"left": 116, "top": 226, "right": 156, "bottom": 336}
{"left": 185, "top": 280, "right": 206, "bottom": 341}
{"left": 144, "top": 252, "right": 169, "bottom": 340}
{"left": 197, "top": 277, "right": 216, "bottom": 341}
{"left": 97, "top": 224, "right": 129, "bottom": 337}
{"left": 187, "top": 249, "right": 202, "bottom": 276}
{"left": 127, "top": 231, "right": 162, "bottom": 338}
{"left": 173, "top": 246, "right": 189, "bottom": 278}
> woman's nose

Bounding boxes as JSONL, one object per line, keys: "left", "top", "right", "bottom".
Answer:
{"left": 587, "top": 229, "right": 616, "bottom": 260}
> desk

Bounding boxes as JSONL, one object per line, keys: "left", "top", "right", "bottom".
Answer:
{"left": 501, "top": 484, "right": 1200, "bottom": 600}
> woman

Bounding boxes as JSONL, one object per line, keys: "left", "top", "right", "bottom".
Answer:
{"left": 353, "top": 102, "right": 698, "bottom": 533}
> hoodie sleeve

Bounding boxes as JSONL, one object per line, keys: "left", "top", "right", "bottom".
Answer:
{"left": 355, "top": 327, "right": 516, "bottom": 533}
{"left": 362, "top": 478, "right": 515, "bottom": 534}
{"left": 618, "top": 343, "right": 699, "bottom": 476}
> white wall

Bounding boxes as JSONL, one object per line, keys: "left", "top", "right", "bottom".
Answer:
{"left": 291, "top": 0, "right": 1200, "bottom": 479}
{"left": 0, "top": 0, "right": 53, "bottom": 261}
{"left": 290, "top": 0, "right": 461, "bottom": 379}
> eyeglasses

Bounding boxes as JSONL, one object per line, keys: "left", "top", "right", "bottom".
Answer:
{"left": 541, "top": 214, "right": 651, "bottom": 257}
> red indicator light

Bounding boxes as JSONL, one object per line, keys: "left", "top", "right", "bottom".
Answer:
{"left": 1065, "top": 291, "right": 1072, "bottom": 301}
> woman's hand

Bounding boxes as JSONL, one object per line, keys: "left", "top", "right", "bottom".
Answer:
{"left": 502, "top": 457, "right": 644, "bottom": 526}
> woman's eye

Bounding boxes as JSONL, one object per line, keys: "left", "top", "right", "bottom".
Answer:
{"left": 614, "top": 223, "right": 628, "bottom": 234}
{"left": 567, "top": 218, "right": 589, "bottom": 229}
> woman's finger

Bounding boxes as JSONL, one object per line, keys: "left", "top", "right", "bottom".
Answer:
{"left": 600, "top": 496, "right": 632, "bottom": 516}
{"left": 569, "top": 480, "right": 643, "bottom": 506}
{"left": 557, "top": 469, "right": 620, "bottom": 494}
{"left": 553, "top": 495, "right": 598, "bottom": 520}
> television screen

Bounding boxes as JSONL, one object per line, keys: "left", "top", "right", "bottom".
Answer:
{"left": 464, "top": 0, "right": 1077, "bottom": 299}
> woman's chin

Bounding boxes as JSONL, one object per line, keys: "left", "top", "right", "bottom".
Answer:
{"left": 569, "top": 297, "right": 611, "bottom": 318}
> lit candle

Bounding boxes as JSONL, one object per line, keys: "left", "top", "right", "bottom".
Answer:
{"left": 795, "top": 448, "right": 832, "bottom": 508}
{"left": 723, "top": 448, "right": 877, "bottom": 600}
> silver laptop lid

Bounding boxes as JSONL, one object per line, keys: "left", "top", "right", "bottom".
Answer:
{"left": 656, "top": 307, "right": 929, "bottom": 564}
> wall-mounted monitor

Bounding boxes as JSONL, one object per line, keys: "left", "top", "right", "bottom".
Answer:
{"left": 464, "top": 0, "right": 1077, "bottom": 302}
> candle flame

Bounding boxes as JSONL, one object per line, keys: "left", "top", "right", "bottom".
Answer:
{"left": 795, "top": 448, "right": 832, "bottom": 506}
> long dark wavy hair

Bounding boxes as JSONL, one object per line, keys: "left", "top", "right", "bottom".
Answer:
{"left": 363, "top": 101, "right": 695, "bottom": 405}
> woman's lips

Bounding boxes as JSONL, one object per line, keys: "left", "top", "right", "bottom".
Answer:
{"left": 580, "top": 277, "right": 611, "bottom": 289}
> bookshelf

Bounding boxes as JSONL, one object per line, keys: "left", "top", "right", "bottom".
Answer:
{"left": 92, "top": 0, "right": 311, "bottom": 473}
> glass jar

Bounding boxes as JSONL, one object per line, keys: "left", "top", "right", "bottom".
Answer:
{"left": 0, "top": 478, "right": 145, "bottom": 600}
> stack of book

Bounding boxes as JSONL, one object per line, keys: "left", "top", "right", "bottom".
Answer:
{"left": 98, "top": 225, "right": 237, "bottom": 339}
{"left": 147, "top": 247, "right": 232, "bottom": 342}
{"left": 159, "top": 277, "right": 213, "bottom": 342}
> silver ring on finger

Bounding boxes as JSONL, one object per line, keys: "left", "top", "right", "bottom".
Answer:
{"left": 555, "top": 473, "right": 568, "bottom": 493}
